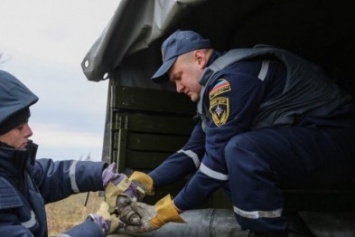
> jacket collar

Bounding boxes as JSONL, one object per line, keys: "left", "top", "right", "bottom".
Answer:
{"left": 0, "top": 146, "right": 29, "bottom": 178}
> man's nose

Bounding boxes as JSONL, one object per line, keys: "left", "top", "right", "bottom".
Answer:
{"left": 25, "top": 124, "right": 33, "bottom": 137}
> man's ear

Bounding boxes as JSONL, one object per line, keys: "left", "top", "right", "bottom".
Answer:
{"left": 194, "top": 50, "right": 208, "bottom": 69}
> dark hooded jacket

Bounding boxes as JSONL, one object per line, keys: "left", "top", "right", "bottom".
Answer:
{"left": 0, "top": 70, "right": 107, "bottom": 237}
{"left": 0, "top": 148, "right": 107, "bottom": 237}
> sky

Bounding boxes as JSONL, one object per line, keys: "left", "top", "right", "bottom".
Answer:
{"left": 0, "top": 0, "right": 121, "bottom": 161}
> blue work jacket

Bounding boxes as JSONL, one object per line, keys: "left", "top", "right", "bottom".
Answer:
{"left": 0, "top": 146, "right": 107, "bottom": 237}
{"left": 150, "top": 48, "right": 355, "bottom": 210}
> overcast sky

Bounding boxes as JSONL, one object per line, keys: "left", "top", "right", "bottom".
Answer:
{"left": 0, "top": 0, "right": 121, "bottom": 161}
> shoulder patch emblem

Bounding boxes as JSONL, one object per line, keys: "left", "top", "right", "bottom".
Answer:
{"left": 209, "top": 79, "right": 231, "bottom": 100}
{"left": 209, "top": 96, "right": 230, "bottom": 126}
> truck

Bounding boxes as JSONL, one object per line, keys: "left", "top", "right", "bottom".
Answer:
{"left": 81, "top": 0, "right": 355, "bottom": 236}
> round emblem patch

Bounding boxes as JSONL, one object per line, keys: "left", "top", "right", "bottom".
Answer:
{"left": 209, "top": 96, "right": 230, "bottom": 126}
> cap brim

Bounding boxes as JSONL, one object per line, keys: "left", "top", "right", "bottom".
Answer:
{"left": 151, "top": 57, "right": 177, "bottom": 83}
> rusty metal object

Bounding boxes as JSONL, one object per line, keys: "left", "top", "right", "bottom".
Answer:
{"left": 116, "top": 195, "right": 141, "bottom": 226}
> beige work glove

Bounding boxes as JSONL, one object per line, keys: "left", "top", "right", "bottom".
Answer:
{"left": 103, "top": 163, "right": 154, "bottom": 213}
{"left": 123, "top": 194, "right": 185, "bottom": 233}
{"left": 88, "top": 201, "right": 123, "bottom": 235}
{"left": 129, "top": 171, "right": 155, "bottom": 196}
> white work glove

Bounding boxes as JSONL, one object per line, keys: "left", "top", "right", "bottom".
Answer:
{"left": 122, "top": 194, "right": 185, "bottom": 233}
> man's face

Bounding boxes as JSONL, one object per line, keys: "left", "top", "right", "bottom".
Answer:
{"left": 168, "top": 51, "right": 205, "bottom": 102}
{"left": 0, "top": 122, "right": 33, "bottom": 149}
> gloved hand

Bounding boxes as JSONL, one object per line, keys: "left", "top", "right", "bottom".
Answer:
{"left": 88, "top": 201, "right": 123, "bottom": 235}
{"left": 123, "top": 194, "right": 185, "bottom": 233}
{"left": 103, "top": 163, "right": 154, "bottom": 212}
{"left": 116, "top": 195, "right": 141, "bottom": 226}
{"left": 129, "top": 170, "right": 155, "bottom": 197}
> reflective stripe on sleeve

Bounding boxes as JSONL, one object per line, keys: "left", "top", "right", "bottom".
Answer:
{"left": 199, "top": 163, "right": 228, "bottom": 180}
{"left": 69, "top": 160, "right": 79, "bottom": 193}
{"left": 178, "top": 149, "right": 200, "bottom": 168}
{"left": 21, "top": 210, "right": 36, "bottom": 229}
{"left": 257, "top": 60, "right": 269, "bottom": 81}
{"left": 233, "top": 205, "right": 282, "bottom": 219}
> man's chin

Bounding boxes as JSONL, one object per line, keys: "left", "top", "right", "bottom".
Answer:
{"left": 186, "top": 93, "right": 199, "bottom": 102}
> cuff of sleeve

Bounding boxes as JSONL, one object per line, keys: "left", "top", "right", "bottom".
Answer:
{"left": 64, "top": 219, "right": 105, "bottom": 237}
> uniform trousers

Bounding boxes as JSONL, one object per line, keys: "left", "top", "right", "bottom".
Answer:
{"left": 224, "top": 125, "right": 355, "bottom": 231}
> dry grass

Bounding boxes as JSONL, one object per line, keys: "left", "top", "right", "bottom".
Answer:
{"left": 45, "top": 192, "right": 104, "bottom": 237}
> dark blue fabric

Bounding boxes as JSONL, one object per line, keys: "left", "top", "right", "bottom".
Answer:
{"left": 166, "top": 50, "right": 355, "bottom": 232}
{"left": 0, "top": 146, "right": 107, "bottom": 237}
{"left": 63, "top": 220, "right": 104, "bottom": 237}
{"left": 0, "top": 177, "right": 23, "bottom": 209}
{"left": 225, "top": 126, "right": 355, "bottom": 231}
{"left": 174, "top": 59, "right": 288, "bottom": 210}
{"left": 0, "top": 70, "right": 38, "bottom": 125}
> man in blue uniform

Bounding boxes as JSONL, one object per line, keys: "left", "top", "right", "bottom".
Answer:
{"left": 0, "top": 70, "right": 151, "bottom": 237}
{"left": 119, "top": 30, "right": 355, "bottom": 236}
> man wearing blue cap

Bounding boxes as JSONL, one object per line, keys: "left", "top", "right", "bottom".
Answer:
{"left": 0, "top": 70, "right": 157, "bottom": 236}
{"left": 119, "top": 30, "right": 355, "bottom": 236}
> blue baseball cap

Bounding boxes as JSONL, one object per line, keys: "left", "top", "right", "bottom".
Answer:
{"left": 151, "top": 30, "right": 211, "bottom": 83}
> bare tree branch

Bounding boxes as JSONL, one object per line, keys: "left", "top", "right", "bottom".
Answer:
{"left": 0, "top": 52, "right": 9, "bottom": 66}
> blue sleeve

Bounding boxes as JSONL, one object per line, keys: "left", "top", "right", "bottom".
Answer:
{"left": 61, "top": 220, "right": 104, "bottom": 237}
{"left": 149, "top": 122, "right": 205, "bottom": 187}
{"left": 174, "top": 60, "right": 267, "bottom": 210}
{"left": 30, "top": 159, "right": 108, "bottom": 203}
